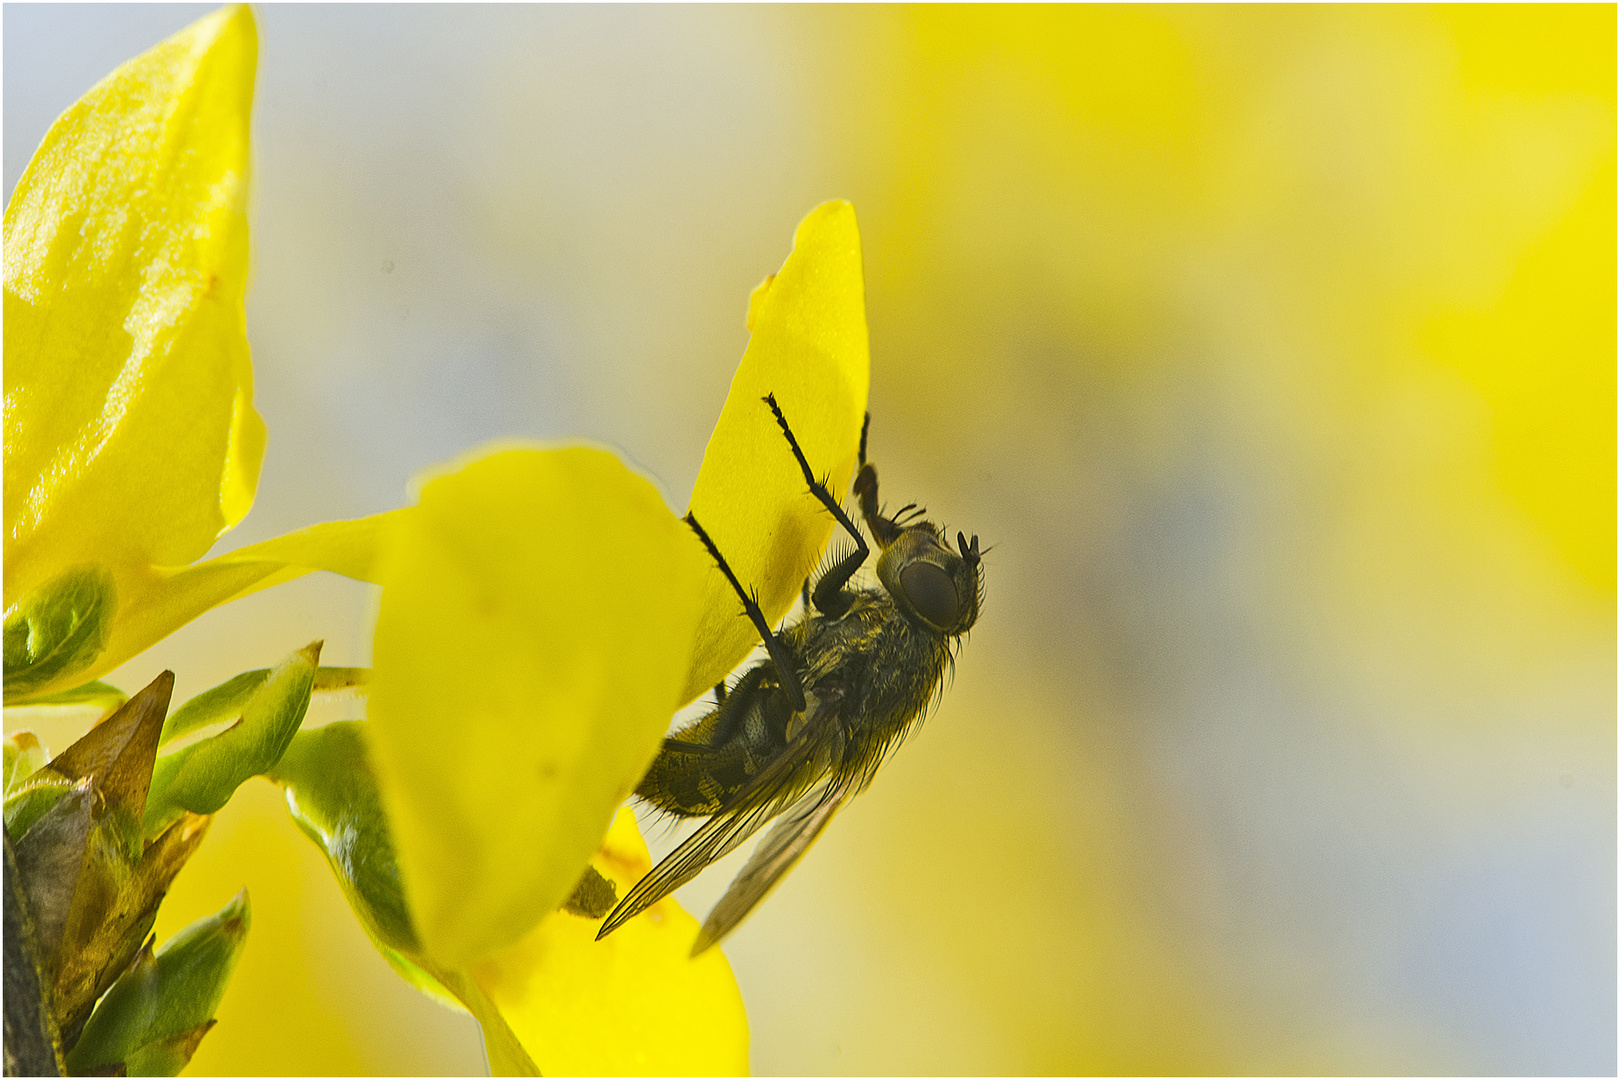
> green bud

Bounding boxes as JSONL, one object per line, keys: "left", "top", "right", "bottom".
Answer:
{"left": 3, "top": 565, "right": 117, "bottom": 703}
{"left": 66, "top": 891, "right": 250, "bottom": 1076}
{"left": 48, "top": 672, "right": 174, "bottom": 847}
{"left": 144, "top": 643, "right": 321, "bottom": 838}
{"left": 6, "top": 672, "right": 210, "bottom": 1040}
{"left": 47, "top": 808, "right": 212, "bottom": 1046}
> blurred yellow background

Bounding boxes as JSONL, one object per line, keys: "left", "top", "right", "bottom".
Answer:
{"left": 6, "top": 5, "right": 1613, "bottom": 1074}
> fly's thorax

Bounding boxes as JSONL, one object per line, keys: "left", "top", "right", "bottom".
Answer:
{"left": 875, "top": 526, "right": 981, "bottom": 636}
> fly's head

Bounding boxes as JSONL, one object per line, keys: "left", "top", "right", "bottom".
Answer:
{"left": 854, "top": 463, "right": 982, "bottom": 637}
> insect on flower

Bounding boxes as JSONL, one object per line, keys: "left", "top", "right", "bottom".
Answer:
{"left": 597, "top": 394, "right": 983, "bottom": 954}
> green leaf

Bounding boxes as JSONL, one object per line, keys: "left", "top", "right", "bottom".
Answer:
{"left": 2, "top": 565, "right": 117, "bottom": 703}
{"left": 66, "top": 890, "right": 250, "bottom": 1076}
{"left": 143, "top": 643, "right": 319, "bottom": 838}
{"left": 160, "top": 664, "right": 369, "bottom": 748}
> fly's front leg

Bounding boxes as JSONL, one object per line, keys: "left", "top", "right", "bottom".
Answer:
{"left": 762, "top": 394, "right": 870, "bottom": 617}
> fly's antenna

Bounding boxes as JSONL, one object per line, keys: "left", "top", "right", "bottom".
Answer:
{"left": 958, "top": 531, "right": 985, "bottom": 618}
{"left": 957, "top": 531, "right": 980, "bottom": 571}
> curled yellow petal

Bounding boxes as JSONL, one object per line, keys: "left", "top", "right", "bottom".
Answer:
{"left": 4, "top": 6, "right": 263, "bottom": 610}
{"left": 4, "top": 509, "right": 401, "bottom": 703}
{"left": 473, "top": 809, "right": 749, "bottom": 1076}
{"left": 367, "top": 446, "right": 709, "bottom": 966}
{"left": 682, "top": 200, "right": 871, "bottom": 704}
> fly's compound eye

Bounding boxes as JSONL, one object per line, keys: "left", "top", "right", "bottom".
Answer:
{"left": 900, "top": 561, "right": 960, "bottom": 628}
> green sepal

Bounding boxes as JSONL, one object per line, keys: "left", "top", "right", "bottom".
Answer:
{"left": 143, "top": 643, "right": 320, "bottom": 838}
{"left": 3, "top": 565, "right": 118, "bottom": 703}
{"left": 65, "top": 890, "right": 250, "bottom": 1076}
{"left": 160, "top": 663, "right": 367, "bottom": 748}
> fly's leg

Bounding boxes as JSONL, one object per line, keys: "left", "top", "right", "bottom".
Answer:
{"left": 761, "top": 394, "right": 870, "bottom": 618}
{"left": 685, "top": 513, "right": 809, "bottom": 713}
{"left": 853, "top": 461, "right": 903, "bottom": 548}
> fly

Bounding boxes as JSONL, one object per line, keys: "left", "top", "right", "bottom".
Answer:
{"left": 596, "top": 394, "right": 983, "bottom": 955}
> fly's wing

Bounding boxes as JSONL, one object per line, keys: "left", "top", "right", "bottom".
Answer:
{"left": 595, "top": 690, "right": 843, "bottom": 941}
{"left": 690, "top": 770, "right": 862, "bottom": 955}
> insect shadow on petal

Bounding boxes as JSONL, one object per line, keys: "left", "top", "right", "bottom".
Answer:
{"left": 596, "top": 394, "right": 983, "bottom": 956}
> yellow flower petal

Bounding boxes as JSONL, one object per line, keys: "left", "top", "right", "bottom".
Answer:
{"left": 682, "top": 200, "right": 871, "bottom": 704}
{"left": 104, "top": 511, "right": 404, "bottom": 681}
{"left": 473, "top": 808, "right": 749, "bottom": 1076}
{"left": 4, "top": 6, "right": 263, "bottom": 614}
{"left": 367, "top": 446, "right": 709, "bottom": 966}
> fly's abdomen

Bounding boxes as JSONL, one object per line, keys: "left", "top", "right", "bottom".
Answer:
{"left": 636, "top": 741, "right": 741, "bottom": 816}
{"left": 636, "top": 664, "right": 796, "bottom": 816}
